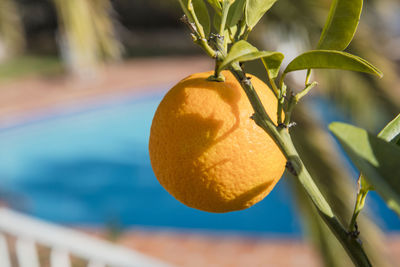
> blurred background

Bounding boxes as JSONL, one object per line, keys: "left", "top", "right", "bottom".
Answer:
{"left": 0, "top": 0, "right": 399, "bottom": 266}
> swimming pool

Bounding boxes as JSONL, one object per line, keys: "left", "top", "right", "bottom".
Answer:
{"left": 0, "top": 90, "right": 397, "bottom": 235}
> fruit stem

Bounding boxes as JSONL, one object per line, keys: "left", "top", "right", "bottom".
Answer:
{"left": 210, "top": 34, "right": 227, "bottom": 81}
{"left": 229, "top": 62, "right": 372, "bottom": 267}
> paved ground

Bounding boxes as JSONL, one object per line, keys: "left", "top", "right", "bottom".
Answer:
{"left": 118, "top": 230, "right": 322, "bottom": 267}
{"left": 0, "top": 56, "right": 213, "bottom": 129}
{"left": 1, "top": 57, "right": 399, "bottom": 267}
{"left": 102, "top": 229, "right": 400, "bottom": 267}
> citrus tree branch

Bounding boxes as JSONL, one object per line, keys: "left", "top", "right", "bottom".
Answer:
{"left": 180, "top": 15, "right": 216, "bottom": 58}
{"left": 186, "top": 21, "right": 372, "bottom": 267}
{"left": 282, "top": 81, "right": 318, "bottom": 126}
{"left": 228, "top": 62, "right": 372, "bottom": 267}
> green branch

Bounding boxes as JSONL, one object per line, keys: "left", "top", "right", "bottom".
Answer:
{"left": 187, "top": 0, "right": 206, "bottom": 39}
{"left": 296, "top": 81, "right": 318, "bottom": 101}
{"left": 282, "top": 81, "right": 318, "bottom": 126}
{"left": 229, "top": 63, "right": 371, "bottom": 267}
{"left": 180, "top": 15, "right": 216, "bottom": 58}
{"left": 277, "top": 83, "right": 286, "bottom": 125}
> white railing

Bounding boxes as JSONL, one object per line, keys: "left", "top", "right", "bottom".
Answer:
{"left": 0, "top": 208, "right": 174, "bottom": 267}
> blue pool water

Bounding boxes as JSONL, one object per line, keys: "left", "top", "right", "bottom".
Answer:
{"left": 0, "top": 90, "right": 301, "bottom": 235}
{"left": 0, "top": 90, "right": 398, "bottom": 235}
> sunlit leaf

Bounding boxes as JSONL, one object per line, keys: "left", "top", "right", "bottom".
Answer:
{"left": 193, "top": 0, "right": 211, "bottom": 37}
{"left": 218, "top": 40, "right": 256, "bottom": 70}
{"left": 379, "top": 113, "right": 400, "bottom": 145}
{"left": 245, "top": 0, "right": 278, "bottom": 29}
{"left": 329, "top": 122, "right": 400, "bottom": 216}
{"left": 261, "top": 54, "right": 284, "bottom": 79}
{"left": 318, "top": 0, "right": 363, "bottom": 50}
{"left": 284, "top": 50, "right": 383, "bottom": 77}
{"left": 218, "top": 40, "right": 283, "bottom": 78}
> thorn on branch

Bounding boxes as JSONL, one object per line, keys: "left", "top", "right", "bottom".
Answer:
{"left": 278, "top": 123, "right": 287, "bottom": 129}
{"left": 241, "top": 76, "right": 252, "bottom": 86}
{"left": 180, "top": 15, "right": 197, "bottom": 34}
{"left": 239, "top": 62, "right": 246, "bottom": 72}
{"left": 285, "top": 161, "right": 298, "bottom": 176}
{"left": 349, "top": 222, "right": 360, "bottom": 237}
{"left": 180, "top": 14, "right": 188, "bottom": 23}
{"left": 209, "top": 33, "right": 223, "bottom": 42}
{"left": 190, "top": 33, "right": 197, "bottom": 42}
{"left": 282, "top": 94, "right": 290, "bottom": 101}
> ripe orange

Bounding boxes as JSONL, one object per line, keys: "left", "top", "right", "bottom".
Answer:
{"left": 149, "top": 70, "right": 286, "bottom": 213}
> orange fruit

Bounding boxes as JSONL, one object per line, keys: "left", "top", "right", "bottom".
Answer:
{"left": 149, "top": 70, "right": 285, "bottom": 213}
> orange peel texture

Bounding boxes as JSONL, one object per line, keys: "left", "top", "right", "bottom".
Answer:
{"left": 149, "top": 70, "right": 286, "bottom": 213}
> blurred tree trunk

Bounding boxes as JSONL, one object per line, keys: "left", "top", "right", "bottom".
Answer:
{"left": 53, "top": 0, "right": 123, "bottom": 78}
{"left": 0, "top": 0, "right": 25, "bottom": 62}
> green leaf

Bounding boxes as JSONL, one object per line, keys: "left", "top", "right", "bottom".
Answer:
{"left": 218, "top": 40, "right": 257, "bottom": 70}
{"left": 178, "top": 0, "right": 191, "bottom": 18}
{"left": 378, "top": 113, "right": 400, "bottom": 145}
{"left": 206, "top": 0, "right": 222, "bottom": 12}
{"left": 193, "top": 0, "right": 211, "bottom": 37}
{"left": 245, "top": 0, "right": 278, "bottom": 29}
{"left": 227, "top": 25, "right": 238, "bottom": 42}
{"left": 329, "top": 122, "right": 400, "bottom": 216}
{"left": 359, "top": 114, "right": 400, "bottom": 191}
{"left": 226, "top": 0, "right": 246, "bottom": 28}
{"left": 179, "top": 0, "right": 210, "bottom": 37}
{"left": 362, "top": 114, "right": 400, "bottom": 190}
{"left": 318, "top": 0, "right": 363, "bottom": 50}
{"left": 261, "top": 53, "right": 284, "bottom": 79}
{"left": 218, "top": 40, "right": 284, "bottom": 78}
{"left": 213, "top": 11, "right": 221, "bottom": 31}
{"left": 284, "top": 50, "right": 383, "bottom": 78}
